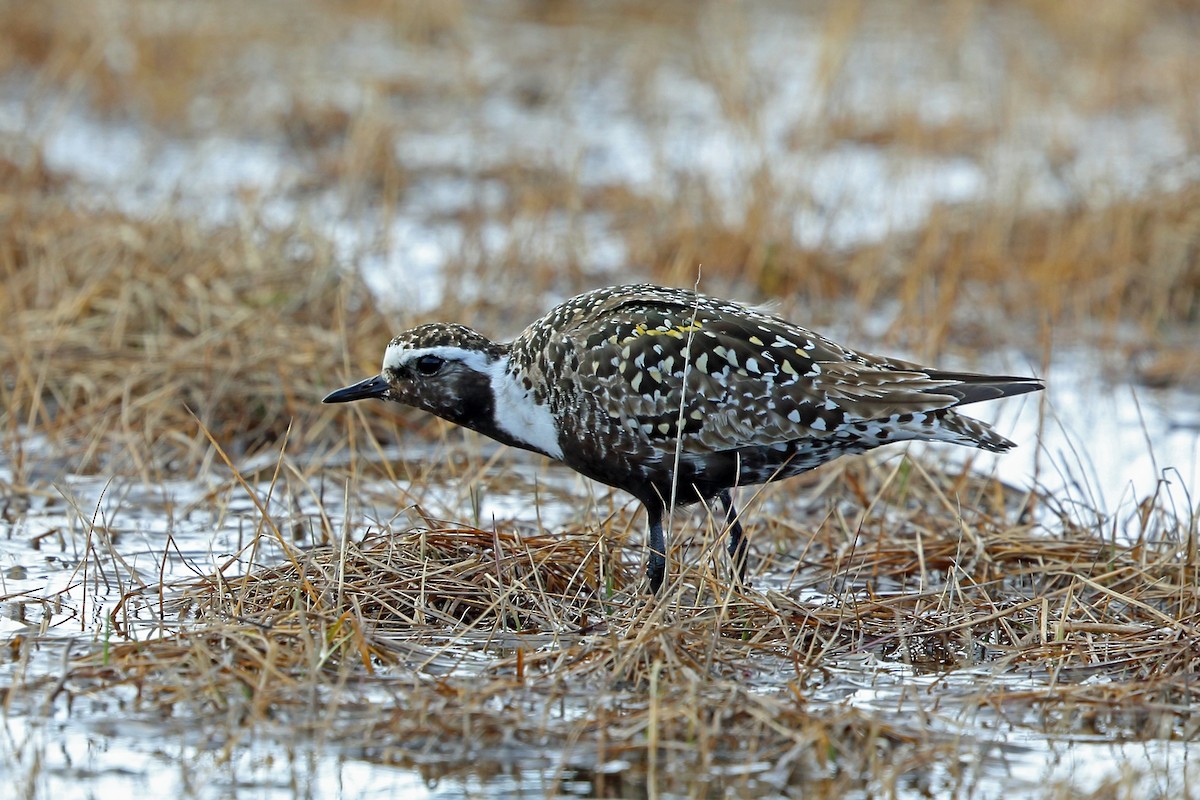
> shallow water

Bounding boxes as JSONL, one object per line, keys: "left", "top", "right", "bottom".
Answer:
{"left": 3, "top": 420, "right": 1196, "bottom": 798}
{"left": 8, "top": 708, "right": 1196, "bottom": 800}
{"left": 949, "top": 352, "right": 1198, "bottom": 518}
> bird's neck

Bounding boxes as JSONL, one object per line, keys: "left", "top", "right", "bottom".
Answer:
{"left": 474, "top": 354, "right": 564, "bottom": 460}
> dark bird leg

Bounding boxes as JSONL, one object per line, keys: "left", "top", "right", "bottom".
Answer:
{"left": 645, "top": 506, "right": 666, "bottom": 594}
{"left": 718, "top": 489, "right": 749, "bottom": 587}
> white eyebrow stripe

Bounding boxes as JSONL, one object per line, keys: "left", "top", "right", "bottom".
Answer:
{"left": 382, "top": 344, "right": 493, "bottom": 373}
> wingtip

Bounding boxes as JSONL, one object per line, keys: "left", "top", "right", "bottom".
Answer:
{"left": 1006, "top": 378, "right": 1046, "bottom": 398}
{"left": 926, "top": 372, "right": 1045, "bottom": 406}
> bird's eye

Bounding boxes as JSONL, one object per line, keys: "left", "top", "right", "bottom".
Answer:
{"left": 414, "top": 355, "right": 445, "bottom": 376}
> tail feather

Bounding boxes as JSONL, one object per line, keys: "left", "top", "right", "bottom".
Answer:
{"left": 936, "top": 410, "right": 1017, "bottom": 453}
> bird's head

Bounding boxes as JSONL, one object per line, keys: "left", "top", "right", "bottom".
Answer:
{"left": 323, "top": 323, "right": 507, "bottom": 425}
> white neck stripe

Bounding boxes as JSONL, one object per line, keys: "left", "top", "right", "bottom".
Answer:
{"left": 487, "top": 356, "right": 563, "bottom": 460}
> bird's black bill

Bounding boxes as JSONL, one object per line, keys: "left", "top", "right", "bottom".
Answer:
{"left": 323, "top": 374, "right": 390, "bottom": 403}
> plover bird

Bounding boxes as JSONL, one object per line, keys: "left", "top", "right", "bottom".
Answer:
{"left": 325, "top": 284, "right": 1042, "bottom": 593}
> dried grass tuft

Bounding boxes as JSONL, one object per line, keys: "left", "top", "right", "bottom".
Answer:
{"left": 0, "top": 191, "right": 403, "bottom": 475}
{"left": 55, "top": 453, "right": 1195, "bottom": 788}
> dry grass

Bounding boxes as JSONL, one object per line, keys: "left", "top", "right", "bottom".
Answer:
{"left": 3, "top": 0, "right": 1199, "bottom": 357}
{"left": 0, "top": 176, "right": 408, "bottom": 478}
{"left": 2, "top": 1, "right": 1199, "bottom": 797}
{"left": 29, "top": 450, "right": 1192, "bottom": 795}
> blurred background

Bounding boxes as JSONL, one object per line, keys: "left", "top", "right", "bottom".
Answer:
{"left": 3, "top": 0, "right": 1196, "bottom": 505}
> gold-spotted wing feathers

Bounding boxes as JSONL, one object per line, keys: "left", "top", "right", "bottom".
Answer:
{"left": 542, "top": 286, "right": 971, "bottom": 453}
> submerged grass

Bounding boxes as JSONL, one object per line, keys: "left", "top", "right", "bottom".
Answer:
{"left": 4, "top": 234, "right": 1196, "bottom": 789}
{"left": 23, "top": 446, "right": 1189, "bottom": 795}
